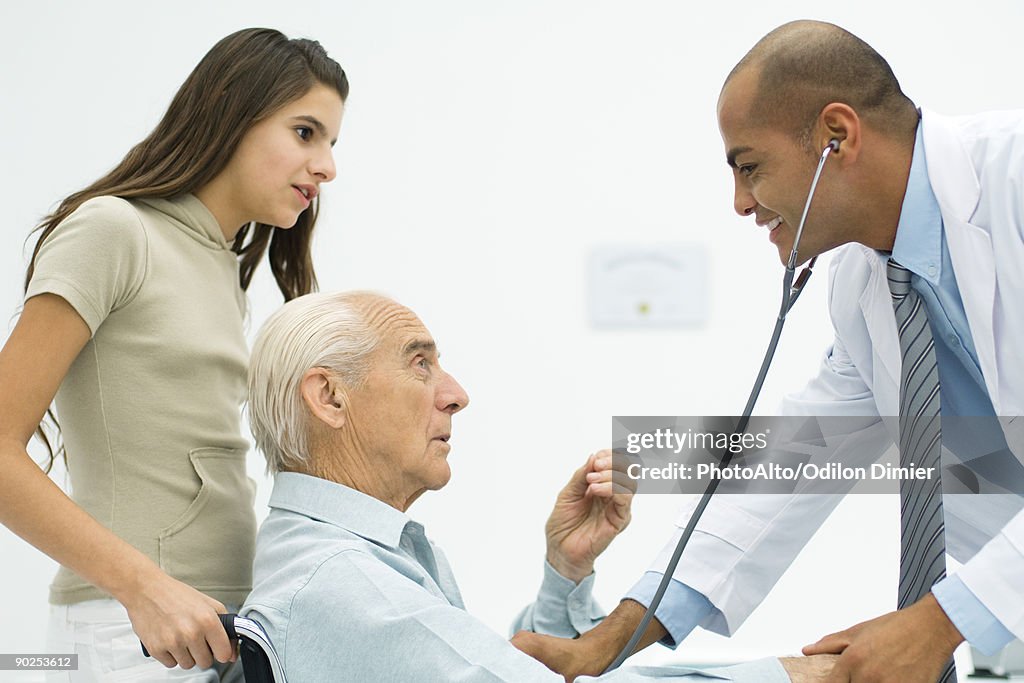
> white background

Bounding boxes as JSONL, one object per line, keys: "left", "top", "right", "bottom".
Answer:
{"left": 1, "top": 0, "right": 1022, "bottom": 676}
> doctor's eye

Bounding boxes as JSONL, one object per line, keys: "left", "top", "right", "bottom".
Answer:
{"left": 738, "top": 164, "right": 757, "bottom": 177}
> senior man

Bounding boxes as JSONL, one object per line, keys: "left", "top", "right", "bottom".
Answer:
{"left": 240, "top": 291, "right": 832, "bottom": 682}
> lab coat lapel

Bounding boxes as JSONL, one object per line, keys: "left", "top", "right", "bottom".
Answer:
{"left": 860, "top": 255, "right": 900, "bottom": 412}
{"left": 945, "top": 220, "right": 998, "bottom": 409}
{"left": 920, "top": 109, "right": 1001, "bottom": 412}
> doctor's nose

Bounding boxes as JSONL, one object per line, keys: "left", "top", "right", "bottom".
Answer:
{"left": 733, "top": 178, "right": 757, "bottom": 217}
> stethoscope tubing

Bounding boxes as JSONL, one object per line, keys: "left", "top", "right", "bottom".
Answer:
{"left": 604, "top": 141, "right": 837, "bottom": 673}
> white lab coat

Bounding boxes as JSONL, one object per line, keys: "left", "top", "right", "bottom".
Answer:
{"left": 651, "top": 109, "right": 1024, "bottom": 642}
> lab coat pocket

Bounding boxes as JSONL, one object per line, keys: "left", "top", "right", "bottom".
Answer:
{"left": 157, "top": 447, "right": 257, "bottom": 590}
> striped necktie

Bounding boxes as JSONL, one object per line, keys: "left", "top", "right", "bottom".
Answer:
{"left": 887, "top": 258, "right": 955, "bottom": 683}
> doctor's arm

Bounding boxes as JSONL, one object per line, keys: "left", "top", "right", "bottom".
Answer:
{"left": 515, "top": 323, "right": 889, "bottom": 677}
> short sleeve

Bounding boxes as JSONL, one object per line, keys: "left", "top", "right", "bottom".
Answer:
{"left": 25, "top": 196, "right": 148, "bottom": 335}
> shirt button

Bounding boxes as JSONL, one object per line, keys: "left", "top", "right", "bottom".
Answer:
{"left": 927, "top": 264, "right": 937, "bottom": 276}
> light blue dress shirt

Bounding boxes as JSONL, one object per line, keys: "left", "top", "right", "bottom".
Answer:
{"left": 627, "top": 124, "right": 1015, "bottom": 656}
{"left": 241, "top": 472, "right": 790, "bottom": 682}
{"left": 892, "top": 125, "right": 1014, "bottom": 656}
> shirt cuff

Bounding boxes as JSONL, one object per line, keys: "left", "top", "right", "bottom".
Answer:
{"left": 932, "top": 575, "right": 1015, "bottom": 656}
{"left": 534, "top": 560, "right": 602, "bottom": 635}
{"left": 541, "top": 559, "right": 594, "bottom": 598}
{"left": 624, "top": 571, "right": 714, "bottom": 648}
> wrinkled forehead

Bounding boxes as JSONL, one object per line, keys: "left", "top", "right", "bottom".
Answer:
{"left": 356, "top": 295, "right": 433, "bottom": 356}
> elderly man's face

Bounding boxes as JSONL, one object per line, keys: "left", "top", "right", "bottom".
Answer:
{"left": 345, "top": 303, "right": 469, "bottom": 507}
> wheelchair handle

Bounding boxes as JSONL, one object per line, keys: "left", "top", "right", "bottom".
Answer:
{"left": 141, "top": 612, "right": 239, "bottom": 658}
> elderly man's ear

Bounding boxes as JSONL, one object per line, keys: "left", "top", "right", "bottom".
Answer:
{"left": 300, "top": 367, "right": 349, "bottom": 430}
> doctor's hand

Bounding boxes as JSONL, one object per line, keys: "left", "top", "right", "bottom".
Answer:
{"left": 545, "top": 450, "right": 635, "bottom": 583}
{"left": 510, "top": 631, "right": 586, "bottom": 683}
{"left": 802, "top": 593, "right": 963, "bottom": 682}
{"left": 512, "top": 600, "right": 664, "bottom": 682}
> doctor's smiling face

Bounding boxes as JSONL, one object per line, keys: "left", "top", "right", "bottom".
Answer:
{"left": 716, "top": 21, "right": 923, "bottom": 263}
{"left": 717, "top": 66, "right": 848, "bottom": 266}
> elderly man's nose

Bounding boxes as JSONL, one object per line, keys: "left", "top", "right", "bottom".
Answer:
{"left": 439, "top": 373, "right": 469, "bottom": 414}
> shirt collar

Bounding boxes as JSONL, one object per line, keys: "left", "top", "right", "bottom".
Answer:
{"left": 890, "top": 123, "right": 944, "bottom": 286}
{"left": 269, "top": 472, "right": 411, "bottom": 549}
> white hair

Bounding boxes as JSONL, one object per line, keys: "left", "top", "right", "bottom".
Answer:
{"left": 247, "top": 291, "right": 383, "bottom": 474}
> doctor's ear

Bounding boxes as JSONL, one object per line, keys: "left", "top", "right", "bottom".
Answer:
{"left": 817, "top": 102, "right": 861, "bottom": 163}
{"left": 300, "top": 367, "right": 348, "bottom": 430}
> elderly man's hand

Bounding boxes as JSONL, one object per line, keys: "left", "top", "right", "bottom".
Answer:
{"left": 780, "top": 655, "right": 839, "bottom": 682}
{"left": 802, "top": 593, "right": 963, "bottom": 682}
{"left": 545, "top": 450, "right": 635, "bottom": 583}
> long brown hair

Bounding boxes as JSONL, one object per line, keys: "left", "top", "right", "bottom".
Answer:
{"left": 26, "top": 28, "right": 349, "bottom": 471}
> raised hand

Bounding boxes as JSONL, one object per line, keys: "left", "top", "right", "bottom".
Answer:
{"left": 545, "top": 449, "right": 635, "bottom": 583}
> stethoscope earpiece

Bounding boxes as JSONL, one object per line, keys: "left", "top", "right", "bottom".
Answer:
{"left": 828, "top": 139, "right": 841, "bottom": 153}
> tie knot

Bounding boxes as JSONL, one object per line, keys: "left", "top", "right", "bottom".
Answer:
{"left": 887, "top": 258, "right": 912, "bottom": 299}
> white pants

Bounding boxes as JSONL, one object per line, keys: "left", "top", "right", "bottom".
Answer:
{"left": 46, "top": 600, "right": 242, "bottom": 682}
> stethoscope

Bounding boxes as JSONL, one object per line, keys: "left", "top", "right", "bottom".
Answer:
{"left": 606, "top": 138, "right": 841, "bottom": 672}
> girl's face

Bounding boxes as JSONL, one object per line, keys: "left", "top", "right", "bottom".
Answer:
{"left": 199, "top": 83, "right": 344, "bottom": 239}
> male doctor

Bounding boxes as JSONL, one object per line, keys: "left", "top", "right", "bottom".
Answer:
{"left": 513, "top": 20, "right": 1024, "bottom": 683}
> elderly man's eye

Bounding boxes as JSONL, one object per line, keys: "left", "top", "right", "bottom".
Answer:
{"left": 416, "top": 357, "right": 429, "bottom": 370}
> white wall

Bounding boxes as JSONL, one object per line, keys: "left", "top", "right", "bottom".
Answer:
{"left": 1, "top": 0, "right": 1021, "bottom": 673}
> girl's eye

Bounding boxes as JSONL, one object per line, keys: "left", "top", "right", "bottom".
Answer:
{"left": 296, "top": 126, "right": 313, "bottom": 141}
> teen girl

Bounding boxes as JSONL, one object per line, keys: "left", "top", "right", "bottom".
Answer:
{"left": 0, "top": 28, "right": 346, "bottom": 681}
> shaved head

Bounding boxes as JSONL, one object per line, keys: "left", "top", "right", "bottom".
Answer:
{"left": 724, "top": 20, "right": 918, "bottom": 148}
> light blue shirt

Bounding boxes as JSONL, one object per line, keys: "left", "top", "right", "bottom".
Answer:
{"left": 628, "top": 124, "right": 1015, "bottom": 656}
{"left": 892, "top": 124, "right": 1014, "bottom": 655}
{"left": 241, "top": 472, "right": 790, "bottom": 682}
